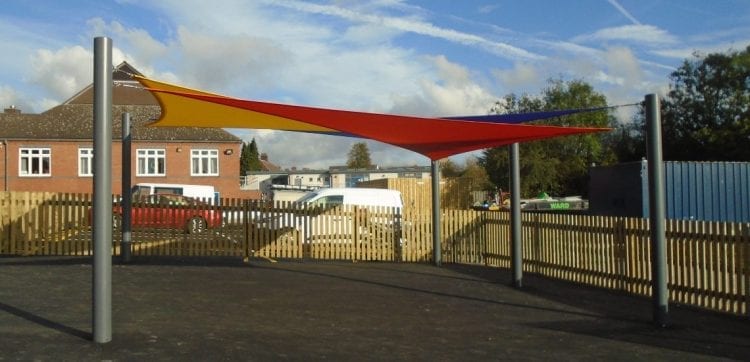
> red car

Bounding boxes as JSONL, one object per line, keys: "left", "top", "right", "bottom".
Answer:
{"left": 110, "top": 193, "right": 222, "bottom": 234}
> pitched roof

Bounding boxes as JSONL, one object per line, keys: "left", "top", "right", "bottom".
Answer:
{"left": 0, "top": 104, "right": 239, "bottom": 141}
{"left": 0, "top": 62, "right": 240, "bottom": 143}
{"left": 260, "top": 158, "right": 281, "bottom": 172}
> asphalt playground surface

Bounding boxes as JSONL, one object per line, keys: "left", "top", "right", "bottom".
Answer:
{"left": 1, "top": 255, "right": 748, "bottom": 361}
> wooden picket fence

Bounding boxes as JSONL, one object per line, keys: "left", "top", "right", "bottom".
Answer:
{"left": 0, "top": 191, "right": 748, "bottom": 316}
{"left": 466, "top": 212, "right": 750, "bottom": 316}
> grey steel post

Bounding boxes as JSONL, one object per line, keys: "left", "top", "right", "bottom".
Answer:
{"left": 431, "top": 160, "right": 441, "bottom": 266}
{"left": 509, "top": 143, "right": 522, "bottom": 287}
{"left": 646, "top": 93, "right": 669, "bottom": 327}
{"left": 92, "top": 36, "right": 113, "bottom": 343}
{"left": 121, "top": 112, "right": 132, "bottom": 263}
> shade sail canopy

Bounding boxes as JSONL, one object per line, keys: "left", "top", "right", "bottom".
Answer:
{"left": 135, "top": 76, "right": 610, "bottom": 160}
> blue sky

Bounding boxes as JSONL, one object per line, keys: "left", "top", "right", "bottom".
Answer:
{"left": 1, "top": 0, "right": 749, "bottom": 168}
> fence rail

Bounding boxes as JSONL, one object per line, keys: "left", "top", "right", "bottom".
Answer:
{"left": 0, "top": 191, "right": 747, "bottom": 317}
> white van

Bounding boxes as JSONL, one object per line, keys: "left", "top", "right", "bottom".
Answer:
{"left": 292, "top": 188, "right": 402, "bottom": 244}
{"left": 257, "top": 188, "right": 403, "bottom": 243}
{"left": 295, "top": 188, "right": 403, "bottom": 209}
{"left": 131, "top": 183, "right": 218, "bottom": 204}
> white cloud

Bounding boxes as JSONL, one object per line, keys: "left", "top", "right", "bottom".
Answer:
{"left": 389, "top": 56, "right": 497, "bottom": 117}
{"left": 89, "top": 18, "right": 169, "bottom": 65}
{"left": 342, "top": 23, "right": 400, "bottom": 45}
{"left": 174, "top": 27, "right": 292, "bottom": 92}
{"left": 492, "top": 63, "right": 544, "bottom": 95}
{"left": 0, "top": 86, "right": 23, "bottom": 110}
{"left": 30, "top": 46, "right": 92, "bottom": 101}
{"left": 602, "top": 47, "right": 643, "bottom": 83}
{"left": 25, "top": 43, "right": 132, "bottom": 107}
{"left": 573, "top": 25, "right": 678, "bottom": 46}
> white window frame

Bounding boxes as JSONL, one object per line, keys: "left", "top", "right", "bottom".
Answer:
{"left": 19, "top": 147, "right": 51, "bottom": 177}
{"left": 78, "top": 147, "right": 94, "bottom": 177}
{"left": 190, "top": 149, "right": 219, "bottom": 176}
{"left": 136, "top": 148, "right": 166, "bottom": 176}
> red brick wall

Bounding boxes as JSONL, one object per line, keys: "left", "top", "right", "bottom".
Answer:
{"left": 0, "top": 140, "right": 256, "bottom": 199}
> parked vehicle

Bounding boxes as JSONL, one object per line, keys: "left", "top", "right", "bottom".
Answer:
{"left": 131, "top": 183, "right": 217, "bottom": 204}
{"left": 223, "top": 188, "right": 404, "bottom": 227}
{"left": 113, "top": 193, "right": 222, "bottom": 234}
{"left": 296, "top": 188, "right": 403, "bottom": 209}
{"left": 256, "top": 188, "right": 404, "bottom": 243}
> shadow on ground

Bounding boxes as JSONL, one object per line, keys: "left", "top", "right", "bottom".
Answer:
{"left": 0, "top": 256, "right": 748, "bottom": 360}
{"left": 445, "top": 263, "right": 750, "bottom": 359}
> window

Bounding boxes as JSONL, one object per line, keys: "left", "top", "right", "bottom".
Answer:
{"left": 311, "top": 195, "right": 343, "bottom": 208}
{"left": 19, "top": 148, "right": 51, "bottom": 176}
{"left": 190, "top": 149, "right": 218, "bottom": 176}
{"left": 137, "top": 149, "right": 166, "bottom": 176}
{"left": 78, "top": 148, "right": 93, "bottom": 177}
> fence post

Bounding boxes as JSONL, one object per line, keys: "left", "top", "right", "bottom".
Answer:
{"left": 0, "top": 192, "right": 6, "bottom": 254}
{"left": 353, "top": 205, "right": 360, "bottom": 262}
{"left": 615, "top": 218, "right": 627, "bottom": 292}
{"left": 121, "top": 112, "right": 132, "bottom": 262}
{"left": 243, "top": 199, "right": 251, "bottom": 262}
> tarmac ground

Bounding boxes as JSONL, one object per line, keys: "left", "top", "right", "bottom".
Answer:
{"left": 1, "top": 256, "right": 748, "bottom": 361}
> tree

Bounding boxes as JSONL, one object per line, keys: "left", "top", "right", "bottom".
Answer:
{"left": 346, "top": 142, "right": 373, "bottom": 169}
{"left": 479, "top": 79, "right": 615, "bottom": 197}
{"left": 439, "top": 158, "right": 462, "bottom": 177}
{"left": 659, "top": 46, "right": 750, "bottom": 161}
{"left": 613, "top": 46, "right": 750, "bottom": 163}
{"left": 461, "top": 157, "right": 493, "bottom": 192}
{"left": 602, "top": 117, "right": 644, "bottom": 163}
{"left": 248, "top": 139, "right": 262, "bottom": 171}
{"left": 440, "top": 156, "right": 494, "bottom": 208}
{"left": 240, "top": 138, "right": 263, "bottom": 175}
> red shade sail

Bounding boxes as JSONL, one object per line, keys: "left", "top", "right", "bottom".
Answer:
{"left": 136, "top": 76, "right": 611, "bottom": 160}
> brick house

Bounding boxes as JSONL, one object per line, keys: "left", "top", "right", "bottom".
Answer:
{"left": 0, "top": 62, "right": 249, "bottom": 199}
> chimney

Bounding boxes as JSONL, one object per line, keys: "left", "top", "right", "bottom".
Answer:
{"left": 260, "top": 153, "right": 268, "bottom": 161}
{"left": 4, "top": 105, "right": 21, "bottom": 114}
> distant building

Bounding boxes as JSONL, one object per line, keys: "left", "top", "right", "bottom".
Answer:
{"left": 242, "top": 165, "right": 431, "bottom": 201}
{"left": 259, "top": 153, "right": 281, "bottom": 172}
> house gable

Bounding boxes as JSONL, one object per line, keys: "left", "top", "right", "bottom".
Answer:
{"left": 63, "top": 61, "right": 157, "bottom": 106}
{"left": 0, "top": 62, "right": 240, "bottom": 144}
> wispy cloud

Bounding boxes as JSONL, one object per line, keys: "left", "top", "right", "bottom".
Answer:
{"left": 478, "top": 4, "right": 500, "bottom": 15}
{"left": 270, "top": 0, "right": 543, "bottom": 61}
{"left": 573, "top": 24, "right": 678, "bottom": 46}
{"left": 651, "top": 40, "right": 750, "bottom": 60}
{"left": 606, "top": 0, "right": 641, "bottom": 25}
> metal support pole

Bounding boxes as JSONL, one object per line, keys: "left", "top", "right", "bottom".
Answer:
{"left": 121, "top": 112, "right": 132, "bottom": 263}
{"left": 431, "top": 160, "right": 441, "bottom": 266}
{"left": 646, "top": 93, "right": 669, "bottom": 327}
{"left": 509, "top": 143, "right": 522, "bottom": 288}
{"left": 92, "top": 36, "right": 113, "bottom": 343}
